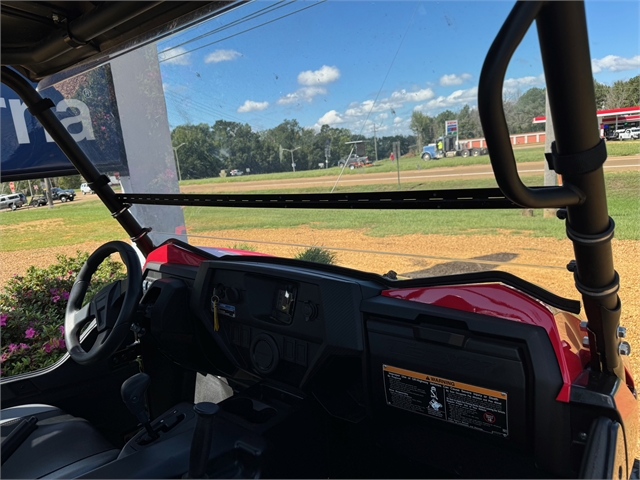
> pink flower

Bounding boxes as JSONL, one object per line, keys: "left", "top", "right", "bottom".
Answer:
{"left": 61, "top": 292, "right": 69, "bottom": 301}
{"left": 50, "top": 288, "right": 58, "bottom": 295}
{"left": 58, "top": 339, "right": 66, "bottom": 350}
{"left": 52, "top": 295, "right": 61, "bottom": 303}
{"left": 101, "top": 126, "right": 106, "bottom": 131}
{"left": 24, "top": 328, "right": 36, "bottom": 339}
{"left": 59, "top": 325, "right": 65, "bottom": 335}
{"left": 68, "top": 270, "right": 73, "bottom": 276}
{"left": 43, "top": 343, "right": 52, "bottom": 353}
{"left": 19, "top": 343, "right": 29, "bottom": 350}
{"left": 8, "top": 344, "right": 18, "bottom": 353}
{"left": 1, "top": 353, "right": 8, "bottom": 363}
{"left": 0, "top": 314, "right": 7, "bottom": 327}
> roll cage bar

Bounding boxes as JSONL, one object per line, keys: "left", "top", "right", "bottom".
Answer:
{"left": 0, "top": 1, "right": 625, "bottom": 384}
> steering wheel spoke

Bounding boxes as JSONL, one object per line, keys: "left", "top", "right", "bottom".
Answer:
{"left": 70, "top": 303, "right": 93, "bottom": 332}
{"left": 64, "top": 241, "right": 142, "bottom": 365}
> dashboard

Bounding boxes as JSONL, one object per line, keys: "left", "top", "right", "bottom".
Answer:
{"left": 188, "top": 260, "right": 381, "bottom": 389}
{"left": 140, "top": 254, "right": 573, "bottom": 477}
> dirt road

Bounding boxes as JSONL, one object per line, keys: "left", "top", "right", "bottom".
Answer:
{"left": 182, "top": 155, "right": 639, "bottom": 193}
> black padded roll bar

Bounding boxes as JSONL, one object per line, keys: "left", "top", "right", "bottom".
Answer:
{"left": 478, "top": 1, "right": 624, "bottom": 380}
{"left": 477, "top": 1, "right": 583, "bottom": 209}
{"left": 1, "top": 66, "right": 155, "bottom": 257}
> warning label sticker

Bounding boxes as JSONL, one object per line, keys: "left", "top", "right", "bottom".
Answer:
{"left": 383, "top": 364, "right": 508, "bottom": 437}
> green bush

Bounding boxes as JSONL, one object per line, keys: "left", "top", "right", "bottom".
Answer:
{"left": 294, "top": 247, "right": 337, "bottom": 265}
{"left": 0, "top": 251, "right": 126, "bottom": 377}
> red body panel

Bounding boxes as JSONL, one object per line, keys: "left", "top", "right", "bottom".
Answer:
{"left": 382, "top": 284, "right": 590, "bottom": 402}
{"left": 143, "top": 243, "right": 270, "bottom": 270}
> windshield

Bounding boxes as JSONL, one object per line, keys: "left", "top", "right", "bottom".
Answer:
{"left": 2, "top": 1, "right": 638, "bottom": 316}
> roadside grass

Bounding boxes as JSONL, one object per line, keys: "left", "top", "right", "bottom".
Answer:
{"left": 2, "top": 171, "right": 636, "bottom": 252}
{"left": 179, "top": 141, "right": 639, "bottom": 186}
{"left": 182, "top": 172, "right": 639, "bottom": 241}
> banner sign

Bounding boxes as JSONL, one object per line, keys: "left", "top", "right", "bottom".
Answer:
{"left": 445, "top": 120, "right": 458, "bottom": 135}
{"left": 1, "top": 64, "right": 128, "bottom": 181}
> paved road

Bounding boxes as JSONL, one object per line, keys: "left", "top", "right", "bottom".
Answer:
{"left": 182, "top": 155, "right": 640, "bottom": 193}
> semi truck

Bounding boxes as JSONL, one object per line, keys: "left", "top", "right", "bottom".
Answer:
{"left": 421, "top": 135, "right": 489, "bottom": 160}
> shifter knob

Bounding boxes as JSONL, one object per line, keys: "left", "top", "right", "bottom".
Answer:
{"left": 187, "top": 402, "right": 219, "bottom": 478}
{"left": 121, "top": 373, "right": 158, "bottom": 440}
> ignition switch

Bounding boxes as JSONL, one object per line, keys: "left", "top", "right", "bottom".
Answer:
{"left": 303, "top": 301, "right": 317, "bottom": 322}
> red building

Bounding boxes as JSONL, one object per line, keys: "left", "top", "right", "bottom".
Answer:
{"left": 533, "top": 106, "right": 640, "bottom": 135}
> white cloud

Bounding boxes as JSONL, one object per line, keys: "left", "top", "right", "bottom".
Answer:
{"left": 415, "top": 86, "right": 478, "bottom": 112}
{"left": 204, "top": 49, "right": 242, "bottom": 64}
{"left": 277, "top": 86, "right": 327, "bottom": 105}
{"left": 314, "top": 110, "right": 344, "bottom": 129}
{"left": 393, "top": 116, "right": 403, "bottom": 124}
{"left": 298, "top": 65, "right": 341, "bottom": 86}
{"left": 592, "top": 55, "right": 640, "bottom": 73}
{"left": 158, "top": 46, "right": 191, "bottom": 65}
{"left": 439, "top": 73, "right": 472, "bottom": 86}
{"left": 502, "top": 73, "right": 546, "bottom": 94}
{"left": 345, "top": 87, "right": 435, "bottom": 117}
{"left": 237, "top": 100, "right": 269, "bottom": 113}
{"left": 376, "top": 113, "right": 389, "bottom": 120}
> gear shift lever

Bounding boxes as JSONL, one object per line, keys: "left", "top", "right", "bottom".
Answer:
{"left": 121, "top": 373, "right": 159, "bottom": 441}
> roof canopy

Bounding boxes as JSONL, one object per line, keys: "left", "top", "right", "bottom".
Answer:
{"left": 533, "top": 106, "right": 640, "bottom": 124}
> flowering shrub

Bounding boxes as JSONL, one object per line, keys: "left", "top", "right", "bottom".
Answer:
{"left": 1, "top": 251, "right": 126, "bottom": 377}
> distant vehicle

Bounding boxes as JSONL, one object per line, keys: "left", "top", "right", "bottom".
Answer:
{"left": 229, "top": 169, "right": 244, "bottom": 176}
{"left": 422, "top": 136, "right": 488, "bottom": 160}
{"left": 337, "top": 155, "right": 371, "bottom": 170}
{"left": 604, "top": 130, "right": 619, "bottom": 141}
{"left": 81, "top": 183, "right": 94, "bottom": 194}
{"left": 0, "top": 193, "right": 24, "bottom": 210}
{"left": 618, "top": 128, "right": 640, "bottom": 141}
{"left": 49, "top": 187, "right": 75, "bottom": 203}
{"left": 29, "top": 195, "right": 47, "bottom": 207}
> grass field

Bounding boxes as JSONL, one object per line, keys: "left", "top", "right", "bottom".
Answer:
{"left": 1, "top": 171, "right": 638, "bottom": 252}
{"left": 179, "top": 141, "right": 640, "bottom": 186}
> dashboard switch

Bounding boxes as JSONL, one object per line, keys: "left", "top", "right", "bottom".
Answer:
{"left": 250, "top": 334, "right": 279, "bottom": 375}
{"left": 303, "top": 301, "right": 317, "bottom": 322}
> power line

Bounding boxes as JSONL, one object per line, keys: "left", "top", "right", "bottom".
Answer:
{"left": 157, "top": 1, "right": 257, "bottom": 48}
{"left": 159, "top": 1, "right": 326, "bottom": 63}
{"left": 165, "top": 90, "right": 254, "bottom": 124}
{"left": 356, "top": 2, "right": 420, "bottom": 138}
{"left": 157, "top": 0, "right": 293, "bottom": 55}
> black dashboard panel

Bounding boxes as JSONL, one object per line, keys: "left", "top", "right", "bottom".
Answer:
{"left": 189, "top": 260, "right": 382, "bottom": 389}
{"left": 140, "top": 257, "right": 577, "bottom": 477}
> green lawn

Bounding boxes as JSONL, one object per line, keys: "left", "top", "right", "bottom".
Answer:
{"left": 1, "top": 171, "right": 637, "bottom": 252}
{"left": 179, "top": 141, "right": 639, "bottom": 186}
{"left": 182, "top": 171, "right": 639, "bottom": 241}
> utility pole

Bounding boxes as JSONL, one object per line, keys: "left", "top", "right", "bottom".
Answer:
{"left": 45, "top": 178, "right": 54, "bottom": 209}
{"left": 393, "top": 141, "right": 401, "bottom": 189}
{"left": 373, "top": 124, "right": 380, "bottom": 161}
{"left": 282, "top": 146, "right": 300, "bottom": 172}
{"left": 543, "top": 90, "right": 558, "bottom": 218}
{"left": 172, "top": 143, "right": 186, "bottom": 182}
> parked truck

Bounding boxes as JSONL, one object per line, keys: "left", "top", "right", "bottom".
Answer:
{"left": 421, "top": 135, "right": 489, "bottom": 160}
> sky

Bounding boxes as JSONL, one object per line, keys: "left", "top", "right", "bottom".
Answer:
{"left": 157, "top": 0, "right": 640, "bottom": 136}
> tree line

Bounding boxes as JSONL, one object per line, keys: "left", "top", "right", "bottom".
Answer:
{"left": 2, "top": 77, "right": 636, "bottom": 187}
{"left": 170, "top": 119, "right": 417, "bottom": 179}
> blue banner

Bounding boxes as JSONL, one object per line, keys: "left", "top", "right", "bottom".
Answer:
{"left": 1, "top": 64, "right": 128, "bottom": 181}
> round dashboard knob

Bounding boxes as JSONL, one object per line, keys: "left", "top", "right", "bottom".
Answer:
{"left": 250, "top": 334, "right": 279, "bottom": 375}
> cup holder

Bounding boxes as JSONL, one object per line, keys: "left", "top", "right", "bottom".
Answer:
{"left": 221, "top": 397, "right": 277, "bottom": 424}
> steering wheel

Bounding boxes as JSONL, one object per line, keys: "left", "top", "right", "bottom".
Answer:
{"left": 65, "top": 241, "right": 142, "bottom": 365}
